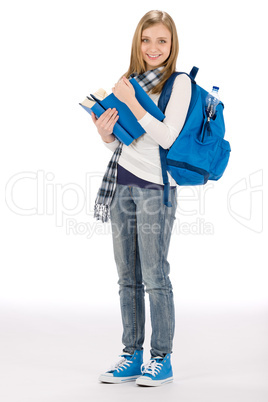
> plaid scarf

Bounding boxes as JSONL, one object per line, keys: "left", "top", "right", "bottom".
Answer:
{"left": 94, "top": 67, "right": 164, "bottom": 222}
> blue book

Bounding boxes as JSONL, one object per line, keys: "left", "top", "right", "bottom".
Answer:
{"left": 79, "top": 78, "right": 165, "bottom": 146}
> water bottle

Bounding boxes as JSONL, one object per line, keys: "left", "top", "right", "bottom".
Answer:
{"left": 205, "top": 86, "right": 220, "bottom": 121}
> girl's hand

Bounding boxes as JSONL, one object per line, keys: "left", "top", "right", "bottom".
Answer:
{"left": 112, "top": 76, "right": 135, "bottom": 105}
{"left": 91, "top": 108, "right": 119, "bottom": 143}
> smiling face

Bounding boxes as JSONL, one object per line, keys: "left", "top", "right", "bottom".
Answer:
{"left": 140, "top": 23, "right": 172, "bottom": 71}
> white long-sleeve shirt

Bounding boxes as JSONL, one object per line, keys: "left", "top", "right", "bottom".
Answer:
{"left": 103, "top": 73, "right": 192, "bottom": 186}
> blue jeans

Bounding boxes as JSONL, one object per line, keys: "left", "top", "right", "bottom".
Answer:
{"left": 110, "top": 184, "right": 177, "bottom": 358}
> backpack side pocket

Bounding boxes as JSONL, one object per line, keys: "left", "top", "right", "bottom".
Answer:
{"left": 209, "top": 138, "right": 231, "bottom": 180}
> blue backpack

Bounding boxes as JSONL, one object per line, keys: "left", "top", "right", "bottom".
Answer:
{"left": 158, "top": 66, "right": 231, "bottom": 206}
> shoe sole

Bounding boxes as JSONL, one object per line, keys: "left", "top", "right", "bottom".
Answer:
{"left": 99, "top": 374, "right": 140, "bottom": 384}
{"left": 136, "top": 376, "right": 173, "bottom": 387}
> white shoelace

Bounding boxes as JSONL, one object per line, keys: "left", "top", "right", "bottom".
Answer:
{"left": 141, "top": 357, "right": 163, "bottom": 377}
{"left": 109, "top": 355, "right": 133, "bottom": 373}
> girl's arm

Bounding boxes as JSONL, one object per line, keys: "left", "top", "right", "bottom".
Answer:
{"left": 138, "top": 74, "right": 191, "bottom": 149}
{"left": 113, "top": 74, "right": 191, "bottom": 149}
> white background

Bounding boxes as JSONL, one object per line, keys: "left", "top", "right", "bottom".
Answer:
{"left": 1, "top": 0, "right": 267, "bottom": 313}
{"left": 1, "top": 1, "right": 267, "bottom": 401}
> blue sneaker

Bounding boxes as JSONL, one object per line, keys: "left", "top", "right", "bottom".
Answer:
{"left": 136, "top": 354, "right": 173, "bottom": 387}
{"left": 99, "top": 350, "right": 143, "bottom": 383}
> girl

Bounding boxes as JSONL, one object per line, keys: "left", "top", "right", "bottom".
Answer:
{"left": 91, "top": 10, "right": 191, "bottom": 387}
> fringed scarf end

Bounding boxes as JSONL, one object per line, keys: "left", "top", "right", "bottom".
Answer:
{"left": 94, "top": 203, "right": 110, "bottom": 223}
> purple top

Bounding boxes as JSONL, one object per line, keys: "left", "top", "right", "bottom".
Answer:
{"left": 117, "top": 164, "right": 176, "bottom": 190}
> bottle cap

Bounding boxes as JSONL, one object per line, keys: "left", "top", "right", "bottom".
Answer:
{"left": 213, "top": 86, "right": 219, "bottom": 91}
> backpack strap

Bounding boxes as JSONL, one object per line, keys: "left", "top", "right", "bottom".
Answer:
{"left": 158, "top": 67, "right": 198, "bottom": 206}
{"left": 189, "top": 66, "right": 199, "bottom": 81}
{"left": 158, "top": 72, "right": 181, "bottom": 207}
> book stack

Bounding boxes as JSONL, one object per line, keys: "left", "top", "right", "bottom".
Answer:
{"left": 80, "top": 78, "right": 165, "bottom": 145}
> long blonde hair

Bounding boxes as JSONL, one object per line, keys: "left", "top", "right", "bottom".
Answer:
{"left": 123, "top": 10, "right": 179, "bottom": 94}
